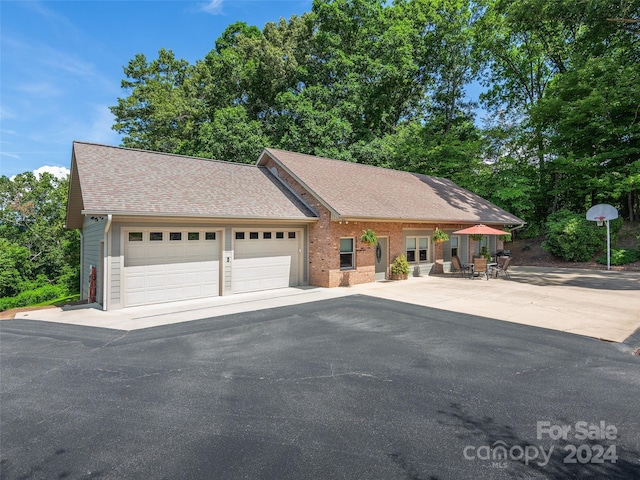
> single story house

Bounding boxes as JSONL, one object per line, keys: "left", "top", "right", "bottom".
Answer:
{"left": 66, "top": 142, "right": 524, "bottom": 310}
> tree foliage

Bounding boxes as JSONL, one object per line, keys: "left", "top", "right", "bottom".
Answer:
{"left": 110, "top": 0, "right": 640, "bottom": 228}
{"left": 0, "top": 173, "right": 79, "bottom": 303}
{"left": 541, "top": 209, "right": 608, "bottom": 262}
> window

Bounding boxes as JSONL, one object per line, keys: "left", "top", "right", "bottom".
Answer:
{"left": 249, "top": 232, "right": 259, "bottom": 239}
{"left": 406, "top": 236, "right": 429, "bottom": 263}
{"left": 419, "top": 238, "right": 428, "bottom": 261}
{"left": 477, "top": 236, "right": 492, "bottom": 256}
{"left": 205, "top": 232, "right": 216, "bottom": 240}
{"left": 188, "top": 232, "right": 199, "bottom": 241}
{"left": 340, "top": 238, "right": 355, "bottom": 270}
{"left": 150, "top": 232, "right": 163, "bottom": 241}
{"left": 170, "top": 232, "right": 182, "bottom": 241}
{"left": 288, "top": 232, "right": 296, "bottom": 239}
{"left": 276, "top": 232, "right": 284, "bottom": 239}
{"left": 406, "top": 238, "right": 416, "bottom": 262}
{"left": 128, "top": 232, "right": 143, "bottom": 242}
{"left": 263, "top": 232, "right": 272, "bottom": 239}
{"left": 451, "top": 236, "right": 459, "bottom": 257}
{"left": 235, "top": 232, "right": 245, "bottom": 240}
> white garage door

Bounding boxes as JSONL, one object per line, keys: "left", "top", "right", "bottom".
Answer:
{"left": 124, "top": 230, "right": 220, "bottom": 307}
{"left": 233, "top": 230, "right": 300, "bottom": 294}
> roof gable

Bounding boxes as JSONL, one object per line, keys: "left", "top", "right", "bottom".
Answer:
{"left": 259, "top": 148, "right": 524, "bottom": 225}
{"left": 67, "top": 142, "right": 316, "bottom": 227}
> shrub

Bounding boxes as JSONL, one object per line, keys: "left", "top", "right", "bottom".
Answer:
{"left": 596, "top": 249, "right": 640, "bottom": 266}
{"left": 542, "top": 209, "right": 605, "bottom": 262}
{"left": 391, "top": 254, "right": 410, "bottom": 275}
{"left": 0, "top": 283, "right": 68, "bottom": 312}
{"left": 57, "top": 265, "right": 80, "bottom": 294}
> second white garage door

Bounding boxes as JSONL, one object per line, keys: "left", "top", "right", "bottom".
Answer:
{"left": 233, "top": 230, "right": 301, "bottom": 293}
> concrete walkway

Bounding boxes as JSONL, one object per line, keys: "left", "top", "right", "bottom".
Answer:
{"left": 8, "top": 266, "right": 640, "bottom": 343}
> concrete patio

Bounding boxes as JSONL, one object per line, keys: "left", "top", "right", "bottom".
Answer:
{"left": 9, "top": 266, "right": 640, "bottom": 344}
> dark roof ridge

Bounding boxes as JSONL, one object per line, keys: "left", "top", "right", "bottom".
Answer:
{"left": 264, "top": 147, "right": 402, "bottom": 174}
{"left": 73, "top": 141, "right": 258, "bottom": 168}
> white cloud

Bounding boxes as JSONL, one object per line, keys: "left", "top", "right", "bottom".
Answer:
{"left": 0, "top": 105, "right": 17, "bottom": 121}
{"left": 200, "top": 0, "right": 224, "bottom": 15}
{"left": 0, "top": 151, "right": 21, "bottom": 160}
{"left": 17, "top": 82, "right": 65, "bottom": 98}
{"left": 33, "top": 165, "right": 70, "bottom": 179}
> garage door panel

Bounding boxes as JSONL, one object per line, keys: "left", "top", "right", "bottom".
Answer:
{"left": 124, "top": 231, "right": 220, "bottom": 307}
{"left": 146, "top": 274, "right": 166, "bottom": 288}
{"left": 233, "top": 233, "right": 300, "bottom": 294}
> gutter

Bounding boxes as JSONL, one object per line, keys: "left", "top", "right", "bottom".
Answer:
{"left": 509, "top": 223, "right": 527, "bottom": 234}
{"left": 81, "top": 210, "right": 317, "bottom": 222}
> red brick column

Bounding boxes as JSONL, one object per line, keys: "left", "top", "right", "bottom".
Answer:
{"left": 433, "top": 241, "right": 444, "bottom": 274}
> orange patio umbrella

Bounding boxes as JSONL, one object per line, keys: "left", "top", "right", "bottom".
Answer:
{"left": 453, "top": 224, "right": 508, "bottom": 236}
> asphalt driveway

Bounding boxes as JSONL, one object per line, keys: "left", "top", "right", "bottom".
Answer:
{"left": 2, "top": 295, "right": 639, "bottom": 479}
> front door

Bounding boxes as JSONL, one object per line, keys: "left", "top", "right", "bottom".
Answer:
{"left": 375, "top": 237, "right": 388, "bottom": 281}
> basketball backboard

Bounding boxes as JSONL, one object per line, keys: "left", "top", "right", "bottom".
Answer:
{"left": 586, "top": 204, "right": 618, "bottom": 222}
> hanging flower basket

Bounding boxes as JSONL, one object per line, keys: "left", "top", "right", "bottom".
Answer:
{"left": 433, "top": 228, "right": 449, "bottom": 243}
{"left": 360, "top": 229, "right": 378, "bottom": 246}
{"left": 469, "top": 234, "right": 484, "bottom": 242}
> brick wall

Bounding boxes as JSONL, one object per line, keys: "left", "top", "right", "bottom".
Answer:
{"left": 263, "top": 156, "right": 507, "bottom": 287}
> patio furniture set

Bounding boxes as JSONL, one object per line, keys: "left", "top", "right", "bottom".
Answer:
{"left": 450, "top": 255, "right": 512, "bottom": 280}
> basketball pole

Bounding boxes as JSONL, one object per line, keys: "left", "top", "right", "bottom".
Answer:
{"left": 606, "top": 219, "right": 611, "bottom": 271}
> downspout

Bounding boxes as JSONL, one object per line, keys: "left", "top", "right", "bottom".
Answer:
{"left": 103, "top": 214, "right": 112, "bottom": 311}
{"left": 79, "top": 231, "right": 84, "bottom": 301}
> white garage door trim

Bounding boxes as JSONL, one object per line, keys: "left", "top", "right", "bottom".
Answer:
{"left": 123, "top": 229, "right": 221, "bottom": 307}
{"left": 232, "top": 229, "right": 302, "bottom": 294}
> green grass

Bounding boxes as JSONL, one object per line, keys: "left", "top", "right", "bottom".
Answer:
{"left": 33, "top": 294, "right": 81, "bottom": 307}
{"left": 0, "top": 284, "right": 79, "bottom": 312}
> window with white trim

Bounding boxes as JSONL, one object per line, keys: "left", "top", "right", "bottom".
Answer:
{"left": 477, "top": 236, "right": 490, "bottom": 255}
{"left": 406, "top": 236, "right": 429, "bottom": 263}
{"left": 451, "top": 236, "right": 459, "bottom": 257}
{"left": 340, "top": 238, "right": 355, "bottom": 270}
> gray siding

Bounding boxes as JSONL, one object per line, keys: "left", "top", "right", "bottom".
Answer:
{"left": 81, "top": 217, "right": 106, "bottom": 302}
{"left": 443, "top": 232, "right": 469, "bottom": 264}
{"left": 402, "top": 229, "right": 434, "bottom": 276}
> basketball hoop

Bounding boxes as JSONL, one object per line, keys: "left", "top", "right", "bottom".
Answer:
{"left": 586, "top": 204, "right": 619, "bottom": 271}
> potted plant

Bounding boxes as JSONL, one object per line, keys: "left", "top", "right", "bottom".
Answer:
{"left": 390, "top": 254, "right": 410, "bottom": 280}
{"left": 360, "top": 229, "right": 378, "bottom": 246}
{"left": 433, "top": 228, "right": 449, "bottom": 244}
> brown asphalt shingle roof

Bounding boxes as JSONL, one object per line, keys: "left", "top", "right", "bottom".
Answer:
{"left": 66, "top": 142, "right": 316, "bottom": 229}
{"left": 260, "top": 148, "right": 524, "bottom": 224}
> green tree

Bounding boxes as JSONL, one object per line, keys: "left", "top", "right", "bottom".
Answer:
{"left": 0, "top": 172, "right": 80, "bottom": 297}
{"left": 110, "top": 48, "right": 196, "bottom": 153}
{"left": 0, "top": 239, "right": 31, "bottom": 298}
{"left": 531, "top": 29, "right": 640, "bottom": 219}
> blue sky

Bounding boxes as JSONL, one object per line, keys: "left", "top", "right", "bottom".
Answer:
{"left": 0, "top": 0, "right": 312, "bottom": 179}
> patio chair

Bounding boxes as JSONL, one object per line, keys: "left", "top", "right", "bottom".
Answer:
{"left": 491, "top": 256, "right": 511, "bottom": 279}
{"left": 472, "top": 257, "right": 489, "bottom": 280}
{"left": 451, "top": 255, "right": 471, "bottom": 278}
